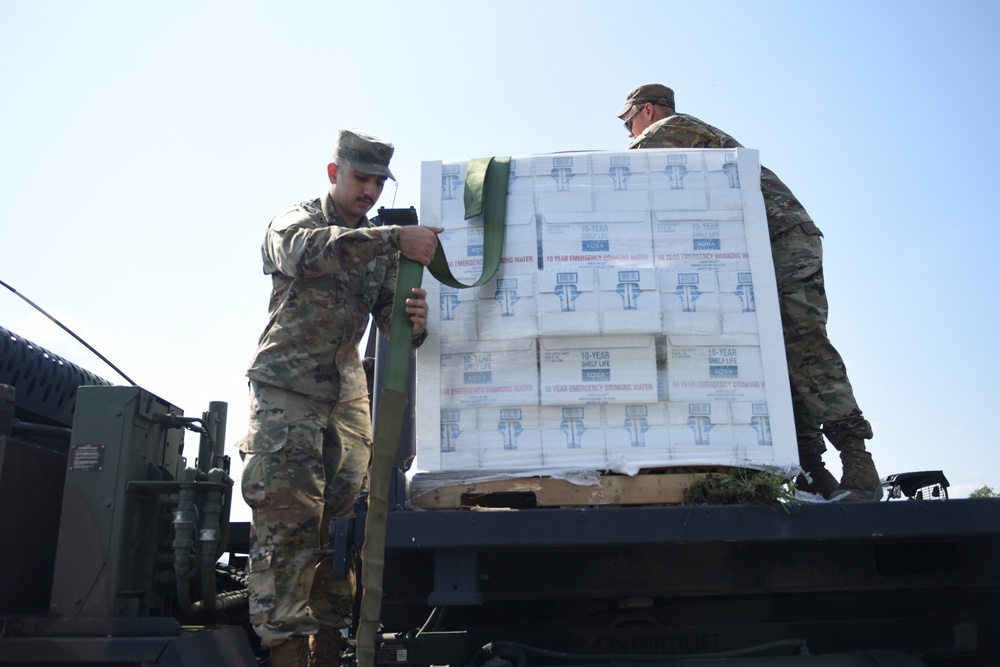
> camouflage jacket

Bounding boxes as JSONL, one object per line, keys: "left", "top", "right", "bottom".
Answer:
{"left": 631, "top": 113, "right": 820, "bottom": 239}
{"left": 247, "top": 191, "right": 418, "bottom": 402}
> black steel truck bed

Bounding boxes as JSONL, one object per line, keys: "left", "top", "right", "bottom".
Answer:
{"left": 335, "top": 498, "right": 1000, "bottom": 666}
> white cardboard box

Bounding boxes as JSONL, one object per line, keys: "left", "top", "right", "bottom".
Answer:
{"left": 437, "top": 407, "right": 482, "bottom": 472}
{"left": 438, "top": 161, "right": 469, "bottom": 222}
{"left": 477, "top": 273, "right": 539, "bottom": 340}
{"left": 415, "top": 148, "right": 797, "bottom": 476}
{"left": 597, "top": 267, "right": 662, "bottom": 335}
{"left": 647, "top": 151, "right": 710, "bottom": 211}
{"left": 666, "top": 400, "right": 732, "bottom": 450}
{"left": 658, "top": 269, "right": 722, "bottom": 336}
{"left": 536, "top": 269, "right": 600, "bottom": 336}
{"left": 540, "top": 211, "right": 653, "bottom": 270}
{"left": 603, "top": 402, "right": 671, "bottom": 451}
{"left": 704, "top": 150, "right": 746, "bottom": 210}
{"left": 439, "top": 338, "right": 539, "bottom": 408}
{"left": 664, "top": 336, "right": 767, "bottom": 403}
{"left": 439, "top": 407, "right": 479, "bottom": 453}
{"left": 436, "top": 284, "right": 479, "bottom": 342}
{"left": 717, "top": 270, "right": 760, "bottom": 334}
{"left": 540, "top": 335, "right": 658, "bottom": 405}
{"left": 591, "top": 152, "right": 653, "bottom": 212}
{"left": 540, "top": 405, "right": 607, "bottom": 467}
{"left": 652, "top": 212, "right": 751, "bottom": 272}
{"left": 533, "top": 154, "right": 595, "bottom": 212}
{"left": 478, "top": 405, "right": 544, "bottom": 469}
{"left": 506, "top": 156, "right": 535, "bottom": 198}
{"left": 730, "top": 401, "right": 776, "bottom": 449}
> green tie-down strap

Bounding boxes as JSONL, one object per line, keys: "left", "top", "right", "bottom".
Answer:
{"left": 427, "top": 155, "right": 510, "bottom": 288}
{"left": 356, "top": 156, "right": 510, "bottom": 667}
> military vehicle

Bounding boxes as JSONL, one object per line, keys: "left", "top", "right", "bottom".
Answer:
{"left": 0, "top": 324, "right": 256, "bottom": 666}
{"left": 1, "top": 319, "right": 998, "bottom": 667}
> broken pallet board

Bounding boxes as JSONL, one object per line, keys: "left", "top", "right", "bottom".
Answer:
{"left": 407, "top": 472, "right": 705, "bottom": 510}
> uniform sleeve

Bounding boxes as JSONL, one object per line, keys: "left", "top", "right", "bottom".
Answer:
{"left": 370, "top": 257, "right": 429, "bottom": 348}
{"left": 372, "top": 254, "right": 399, "bottom": 338}
{"left": 262, "top": 210, "right": 402, "bottom": 278}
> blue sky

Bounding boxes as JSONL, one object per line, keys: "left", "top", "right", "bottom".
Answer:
{"left": 3, "top": 1, "right": 998, "bottom": 517}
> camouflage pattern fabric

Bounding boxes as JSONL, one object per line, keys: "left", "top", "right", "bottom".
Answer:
{"left": 246, "top": 191, "right": 401, "bottom": 403}
{"left": 774, "top": 227, "right": 871, "bottom": 453}
{"left": 240, "top": 381, "right": 372, "bottom": 647}
{"left": 239, "top": 190, "right": 425, "bottom": 647}
{"left": 632, "top": 114, "right": 871, "bottom": 447}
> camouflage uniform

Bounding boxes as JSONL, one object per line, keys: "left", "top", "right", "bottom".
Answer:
{"left": 629, "top": 112, "right": 873, "bottom": 467}
{"left": 240, "top": 184, "right": 423, "bottom": 648}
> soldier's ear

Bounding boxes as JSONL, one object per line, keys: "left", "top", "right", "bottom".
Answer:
{"left": 327, "top": 162, "right": 339, "bottom": 184}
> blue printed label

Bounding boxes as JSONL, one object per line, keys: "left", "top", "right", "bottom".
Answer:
{"left": 464, "top": 371, "right": 493, "bottom": 384}
{"left": 709, "top": 365, "right": 739, "bottom": 378}
{"left": 582, "top": 368, "right": 611, "bottom": 382}
{"left": 582, "top": 240, "right": 610, "bottom": 253}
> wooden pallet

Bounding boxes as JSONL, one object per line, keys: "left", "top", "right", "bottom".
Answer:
{"left": 407, "top": 471, "right": 706, "bottom": 510}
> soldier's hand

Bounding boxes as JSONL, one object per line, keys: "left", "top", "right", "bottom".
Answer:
{"left": 406, "top": 287, "right": 430, "bottom": 335}
{"left": 398, "top": 226, "right": 444, "bottom": 266}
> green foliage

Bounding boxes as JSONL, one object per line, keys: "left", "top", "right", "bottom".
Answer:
{"left": 682, "top": 468, "right": 795, "bottom": 506}
{"left": 969, "top": 485, "right": 999, "bottom": 498}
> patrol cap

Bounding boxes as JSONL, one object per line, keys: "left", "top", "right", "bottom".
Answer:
{"left": 615, "top": 83, "right": 676, "bottom": 118}
{"left": 334, "top": 128, "right": 395, "bottom": 180}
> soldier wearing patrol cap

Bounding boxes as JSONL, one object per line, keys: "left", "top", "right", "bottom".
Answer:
{"left": 238, "top": 128, "right": 443, "bottom": 667}
{"left": 332, "top": 127, "right": 395, "bottom": 178}
{"left": 616, "top": 84, "right": 880, "bottom": 503}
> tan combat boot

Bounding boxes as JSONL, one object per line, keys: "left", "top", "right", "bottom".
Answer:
{"left": 270, "top": 636, "right": 311, "bottom": 667}
{"left": 795, "top": 440, "right": 840, "bottom": 499}
{"left": 309, "top": 627, "right": 343, "bottom": 667}
{"left": 835, "top": 436, "right": 883, "bottom": 501}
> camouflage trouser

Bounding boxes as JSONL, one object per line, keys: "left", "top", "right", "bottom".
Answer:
{"left": 771, "top": 224, "right": 872, "bottom": 456}
{"left": 238, "top": 381, "right": 372, "bottom": 648}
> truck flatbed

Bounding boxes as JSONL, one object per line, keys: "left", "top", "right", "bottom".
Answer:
{"left": 334, "top": 497, "right": 1000, "bottom": 666}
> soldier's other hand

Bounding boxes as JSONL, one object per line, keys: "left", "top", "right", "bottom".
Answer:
{"left": 406, "top": 287, "right": 429, "bottom": 335}
{"left": 399, "top": 226, "right": 444, "bottom": 266}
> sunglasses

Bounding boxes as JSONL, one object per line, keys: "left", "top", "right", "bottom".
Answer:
{"left": 623, "top": 104, "right": 643, "bottom": 132}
